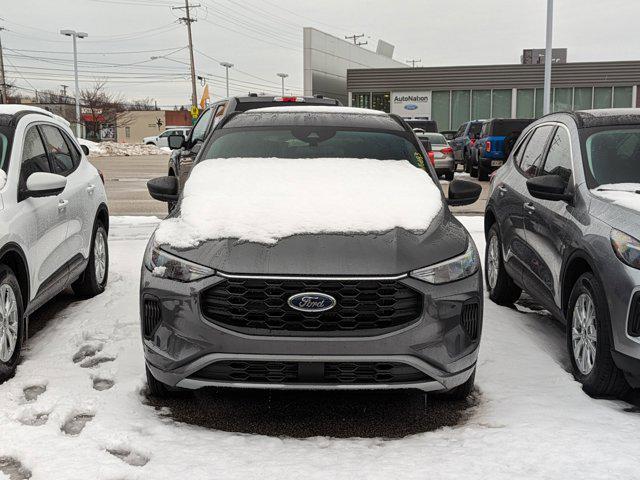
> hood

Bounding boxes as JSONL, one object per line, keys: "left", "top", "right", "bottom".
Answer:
{"left": 162, "top": 209, "right": 469, "bottom": 276}
{"left": 589, "top": 190, "right": 640, "bottom": 238}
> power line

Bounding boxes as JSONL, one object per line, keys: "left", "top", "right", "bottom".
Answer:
{"left": 406, "top": 58, "right": 422, "bottom": 68}
{"left": 345, "top": 33, "right": 367, "bottom": 46}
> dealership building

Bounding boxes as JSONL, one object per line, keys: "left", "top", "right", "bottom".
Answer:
{"left": 346, "top": 61, "right": 640, "bottom": 130}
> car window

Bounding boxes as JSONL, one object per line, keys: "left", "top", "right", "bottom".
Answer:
{"left": 422, "top": 133, "right": 447, "bottom": 145}
{"left": 190, "top": 108, "right": 214, "bottom": 143}
{"left": 518, "top": 125, "right": 554, "bottom": 178}
{"left": 584, "top": 127, "right": 640, "bottom": 187}
{"left": 212, "top": 102, "right": 228, "bottom": 128}
{"left": 40, "top": 125, "right": 75, "bottom": 176}
{"left": 62, "top": 131, "right": 82, "bottom": 167}
{"left": 159, "top": 130, "right": 174, "bottom": 138}
{"left": 21, "top": 126, "right": 51, "bottom": 185}
{"left": 512, "top": 131, "right": 531, "bottom": 165}
{"left": 541, "top": 127, "right": 572, "bottom": 184}
{"left": 455, "top": 124, "right": 465, "bottom": 137}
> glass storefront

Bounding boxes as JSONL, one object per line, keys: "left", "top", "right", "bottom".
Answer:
{"left": 353, "top": 85, "right": 635, "bottom": 131}
{"left": 371, "top": 92, "right": 390, "bottom": 112}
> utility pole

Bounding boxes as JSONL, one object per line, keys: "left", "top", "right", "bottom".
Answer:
{"left": 543, "top": 0, "right": 554, "bottom": 115}
{"left": 0, "top": 27, "right": 7, "bottom": 104}
{"left": 172, "top": 0, "right": 200, "bottom": 109}
{"left": 219, "top": 62, "right": 233, "bottom": 98}
{"left": 60, "top": 84, "right": 68, "bottom": 97}
{"left": 406, "top": 58, "right": 422, "bottom": 68}
{"left": 276, "top": 73, "right": 288, "bottom": 96}
{"left": 60, "top": 29, "right": 88, "bottom": 137}
{"left": 345, "top": 33, "right": 367, "bottom": 46}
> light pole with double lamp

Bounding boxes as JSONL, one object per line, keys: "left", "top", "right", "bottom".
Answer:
{"left": 276, "top": 72, "right": 288, "bottom": 96}
{"left": 60, "top": 29, "right": 88, "bottom": 137}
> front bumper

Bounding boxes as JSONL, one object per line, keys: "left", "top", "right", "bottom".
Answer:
{"left": 140, "top": 269, "right": 483, "bottom": 392}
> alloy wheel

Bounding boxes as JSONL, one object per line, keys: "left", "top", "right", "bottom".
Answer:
{"left": 487, "top": 234, "right": 500, "bottom": 290}
{"left": 94, "top": 230, "right": 107, "bottom": 285}
{"left": 572, "top": 292, "right": 597, "bottom": 375}
{"left": 0, "top": 284, "right": 19, "bottom": 363}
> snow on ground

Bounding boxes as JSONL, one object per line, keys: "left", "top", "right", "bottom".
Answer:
{"left": 155, "top": 158, "right": 443, "bottom": 247}
{"left": 77, "top": 139, "right": 169, "bottom": 157}
{"left": 1, "top": 216, "right": 639, "bottom": 479}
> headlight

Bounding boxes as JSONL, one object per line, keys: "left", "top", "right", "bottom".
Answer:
{"left": 410, "top": 241, "right": 479, "bottom": 284}
{"left": 611, "top": 229, "right": 640, "bottom": 269}
{"left": 143, "top": 239, "right": 214, "bottom": 282}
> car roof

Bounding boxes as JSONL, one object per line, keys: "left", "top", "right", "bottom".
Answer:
{"left": 564, "top": 108, "right": 640, "bottom": 128}
{"left": 0, "top": 105, "right": 70, "bottom": 128}
{"left": 222, "top": 106, "right": 405, "bottom": 131}
{"left": 233, "top": 95, "right": 340, "bottom": 105}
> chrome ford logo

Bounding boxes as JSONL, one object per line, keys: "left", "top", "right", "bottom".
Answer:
{"left": 404, "top": 104, "right": 419, "bottom": 110}
{"left": 288, "top": 292, "right": 336, "bottom": 312}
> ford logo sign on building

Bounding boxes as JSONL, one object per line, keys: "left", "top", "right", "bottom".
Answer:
{"left": 404, "top": 104, "right": 419, "bottom": 110}
{"left": 288, "top": 292, "right": 337, "bottom": 312}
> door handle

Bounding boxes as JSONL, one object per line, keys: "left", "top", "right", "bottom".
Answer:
{"left": 86, "top": 184, "right": 95, "bottom": 195}
{"left": 58, "top": 199, "right": 69, "bottom": 212}
{"left": 524, "top": 202, "right": 536, "bottom": 213}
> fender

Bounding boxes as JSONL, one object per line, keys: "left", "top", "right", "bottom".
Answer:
{"left": 0, "top": 241, "right": 31, "bottom": 308}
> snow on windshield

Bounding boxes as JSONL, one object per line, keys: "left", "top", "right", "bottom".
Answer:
{"left": 155, "top": 157, "right": 442, "bottom": 247}
{"left": 592, "top": 183, "right": 640, "bottom": 212}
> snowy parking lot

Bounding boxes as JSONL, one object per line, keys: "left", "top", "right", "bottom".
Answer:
{"left": 1, "top": 216, "right": 639, "bottom": 480}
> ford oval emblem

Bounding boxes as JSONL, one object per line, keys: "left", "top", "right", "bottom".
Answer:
{"left": 288, "top": 292, "right": 336, "bottom": 312}
{"left": 404, "top": 104, "right": 419, "bottom": 110}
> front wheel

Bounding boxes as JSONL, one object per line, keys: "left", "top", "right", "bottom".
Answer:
{"left": 485, "top": 223, "right": 521, "bottom": 305}
{"left": 567, "top": 273, "right": 629, "bottom": 397}
{"left": 0, "top": 266, "right": 25, "bottom": 384}
{"left": 72, "top": 222, "right": 109, "bottom": 298}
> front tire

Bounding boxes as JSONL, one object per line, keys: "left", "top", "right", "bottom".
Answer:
{"left": 567, "top": 273, "right": 629, "bottom": 397}
{"left": 0, "top": 266, "right": 25, "bottom": 384}
{"left": 485, "top": 223, "right": 521, "bottom": 305}
{"left": 72, "top": 221, "right": 108, "bottom": 298}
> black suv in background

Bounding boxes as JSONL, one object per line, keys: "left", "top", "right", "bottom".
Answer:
{"left": 166, "top": 95, "right": 341, "bottom": 210}
{"left": 450, "top": 120, "right": 485, "bottom": 172}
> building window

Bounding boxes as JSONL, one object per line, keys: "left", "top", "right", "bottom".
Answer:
{"left": 451, "top": 90, "right": 470, "bottom": 130}
{"left": 553, "top": 88, "right": 572, "bottom": 112}
{"left": 516, "top": 89, "right": 535, "bottom": 118}
{"left": 535, "top": 88, "right": 545, "bottom": 118}
{"left": 125, "top": 127, "right": 131, "bottom": 139}
{"left": 492, "top": 89, "right": 512, "bottom": 118}
{"left": 352, "top": 92, "right": 371, "bottom": 109}
{"left": 574, "top": 87, "right": 593, "bottom": 110}
{"left": 593, "top": 87, "right": 612, "bottom": 109}
{"left": 613, "top": 86, "right": 633, "bottom": 108}
{"left": 431, "top": 91, "right": 451, "bottom": 130}
{"left": 471, "top": 90, "right": 491, "bottom": 119}
{"left": 371, "top": 92, "right": 390, "bottom": 112}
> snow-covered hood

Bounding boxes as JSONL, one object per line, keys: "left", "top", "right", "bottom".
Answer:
{"left": 156, "top": 157, "right": 468, "bottom": 275}
{"left": 589, "top": 184, "right": 640, "bottom": 236}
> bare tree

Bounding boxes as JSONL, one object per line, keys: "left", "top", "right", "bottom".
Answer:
{"left": 80, "top": 80, "right": 130, "bottom": 140}
{"left": 126, "top": 98, "right": 157, "bottom": 111}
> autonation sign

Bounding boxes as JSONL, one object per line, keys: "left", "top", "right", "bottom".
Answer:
{"left": 391, "top": 91, "right": 431, "bottom": 118}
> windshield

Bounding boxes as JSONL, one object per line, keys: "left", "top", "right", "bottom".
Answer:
{"left": 421, "top": 133, "right": 447, "bottom": 145}
{"left": 0, "top": 126, "right": 12, "bottom": 173}
{"left": 204, "top": 127, "right": 427, "bottom": 169}
{"left": 469, "top": 122, "right": 483, "bottom": 136}
{"left": 583, "top": 127, "right": 640, "bottom": 188}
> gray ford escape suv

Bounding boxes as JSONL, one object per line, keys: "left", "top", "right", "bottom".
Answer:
{"left": 142, "top": 107, "right": 482, "bottom": 398}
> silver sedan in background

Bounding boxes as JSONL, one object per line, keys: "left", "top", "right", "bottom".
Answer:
{"left": 417, "top": 132, "right": 455, "bottom": 181}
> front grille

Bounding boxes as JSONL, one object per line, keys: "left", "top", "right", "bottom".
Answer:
{"left": 200, "top": 277, "right": 422, "bottom": 336}
{"left": 461, "top": 302, "right": 480, "bottom": 340}
{"left": 142, "top": 297, "right": 161, "bottom": 338}
{"left": 628, "top": 292, "right": 640, "bottom": 337}
{"left": 190, "top": 360, "right": 429, "bottom": 384}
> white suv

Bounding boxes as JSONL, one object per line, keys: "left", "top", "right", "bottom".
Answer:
{"left": 0, "top": 106, "right": 109, "bottom": 382}
{"left": 143, "top": 127, "right": 191, "bottom": 147}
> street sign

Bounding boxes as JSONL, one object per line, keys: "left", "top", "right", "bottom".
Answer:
{"left": 190, "top": 105, "right": 199, "bottom": 118}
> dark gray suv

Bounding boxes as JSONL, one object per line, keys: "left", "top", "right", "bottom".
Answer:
{"left": 142, "top": 107, "right": 483, "bottom": 398}
{"left": 485, "top": 109, "right": 640, "bottom": 397}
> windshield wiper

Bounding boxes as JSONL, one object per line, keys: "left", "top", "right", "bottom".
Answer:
{"left": 596, "top": 187, "right": 640, "bottom": 194}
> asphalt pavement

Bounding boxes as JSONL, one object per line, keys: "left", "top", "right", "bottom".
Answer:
{"left": 89, "top": 154, "right": 491, "bottom": 217}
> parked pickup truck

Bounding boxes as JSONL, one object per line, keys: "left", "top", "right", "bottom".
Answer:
{"left": 473, "top": 118, "right": 534, "bottom": 181}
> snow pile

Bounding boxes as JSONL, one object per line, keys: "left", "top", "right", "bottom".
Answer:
{"left": 77, "top": 138, "right": 169, "bottom": 157}
{"left": 1, "top": 217, "right": 640, "bottom": 479}
{"left": 155, "top": 157, "right": 443, "bottom": 247}
{"left": 591, "top": 183, "right": 640, "bottom": 212}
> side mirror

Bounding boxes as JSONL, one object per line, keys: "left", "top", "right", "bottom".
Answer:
{"left": 168, "top": 134, "right": 185, "bottom": 150}
{"left": 526, "top": 175, "right": 572, "bottom": 202}
{"left": 147, "top": 176, "right": 179, "bottom": 203}
{"left": 447, "top": 179, "right": 482, "bottom": 206}
{"left": 24, "top": 172, "right": 67, "bottom": 198}
{"left": 80, "top": 144, "right": 90, "bottom": 156}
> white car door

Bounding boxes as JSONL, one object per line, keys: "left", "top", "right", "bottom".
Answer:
{"left": 17, "top": 125, "right": 69, "bottom": 295}
{"left": 40, "top": 124, "right": 98, "bottom": 264}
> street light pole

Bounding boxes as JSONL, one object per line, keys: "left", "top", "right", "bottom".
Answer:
{"left": 220, "top": 62, "right": 233, "bottom": 97}
{"left": 61, "top": 29, "right": 88, "bottom": 137}
{"left": 543, "top": 0, "right": 553, "bottom": 115}
{"left": 276, "top": 73, "right": 288, "bottom": 96}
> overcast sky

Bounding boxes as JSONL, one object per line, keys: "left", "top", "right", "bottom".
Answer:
{"left": 0, "top": 0, "right": 638, "bottom": 107}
